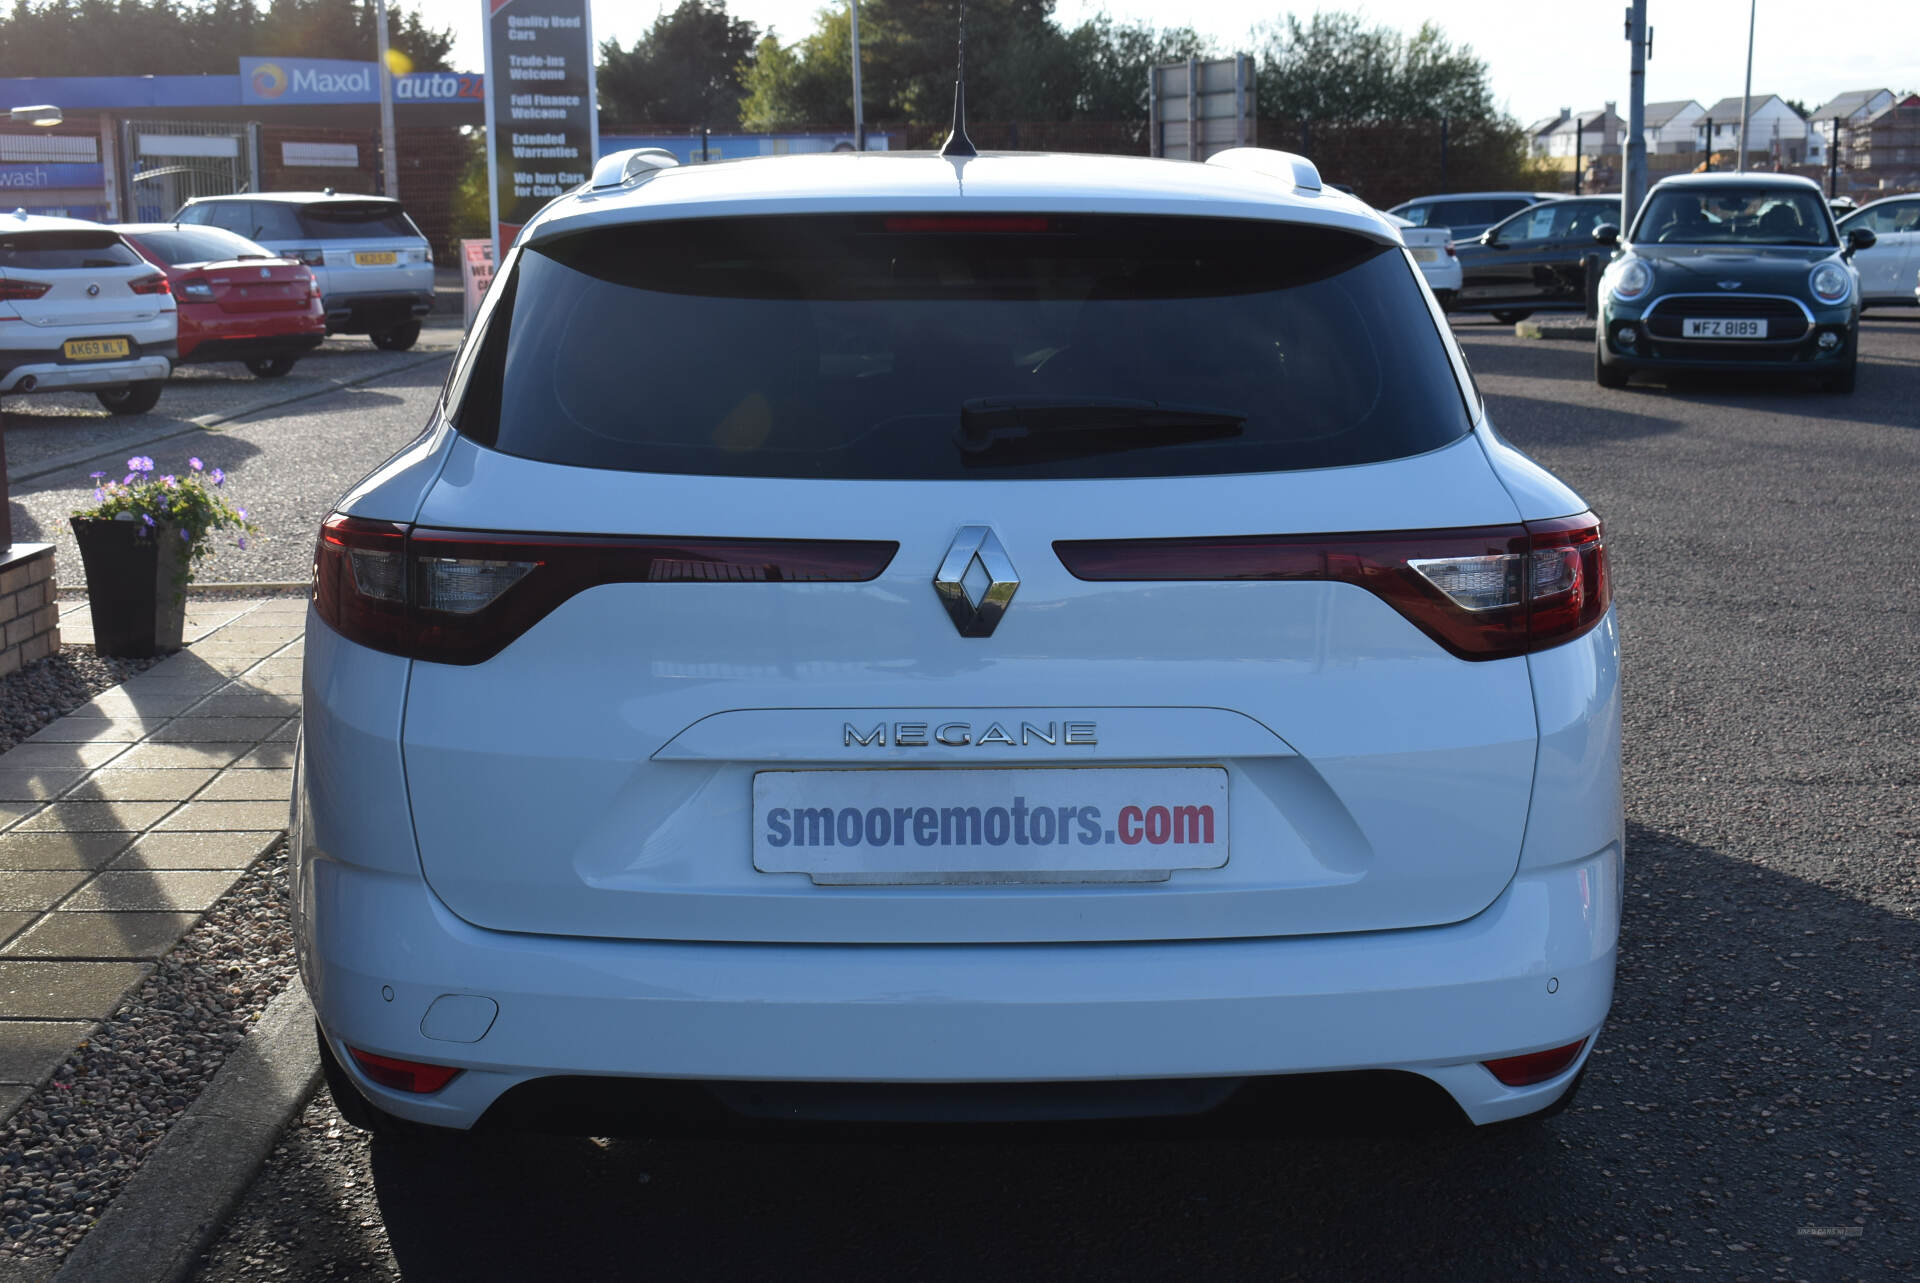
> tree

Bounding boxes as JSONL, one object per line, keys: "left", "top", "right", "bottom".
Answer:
{"left": 737, "top": 13, "right": 856, "bottom": 131}
{"left": 1063, "top": 15, "right": 1209, "bottom": 120}
{"left": 599, "top": 1, "right": 760, "bottom": 130}
{"left": 1256, "top": 12, "right": 1497, "bottom": 125}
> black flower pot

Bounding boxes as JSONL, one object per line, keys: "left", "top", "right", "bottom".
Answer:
{"left": 69, "top": 518, "right": 188, "bottom": 658}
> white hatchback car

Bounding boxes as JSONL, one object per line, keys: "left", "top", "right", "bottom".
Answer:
{"left": 0, "top": 211, "right": 175, "bottom": 414}
{"left": 298, "top": 147, "right": 1623, "bottom": 1138}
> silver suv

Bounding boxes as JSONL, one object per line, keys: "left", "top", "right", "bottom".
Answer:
{"left": 173, "top": 192, "right": 432, "bottom": 349}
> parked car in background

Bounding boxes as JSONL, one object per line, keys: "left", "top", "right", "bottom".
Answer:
{"left": 115, "top": 224, "right": 325, "bottom": 378}
{"left": 1385, "top": 213, "right": 1460, "bottom": 307}
{"left": 0, "top": 212, "right": 175, "bottom": 414}
{"left": 1386, "top": 191, "right": 1560, "bottom": 241}
{"left": 1835, "top": 195, "right": 1919, "bottom": 308}
{"left": 173, "top": 192, "right": 432, "bottom": 350}
{"left": 1450, "top": 197, "right": 1624, "bottom": 322}
{"left": 1595, "top": 173, "right": 1868, "bottom": 393}
{"left": 301, "top": 146, "right": 1621, "bottom": 1143}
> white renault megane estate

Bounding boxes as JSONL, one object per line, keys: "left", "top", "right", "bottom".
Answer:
{"left": 296, "top": 144, "right": 1622, "bottom": 1138}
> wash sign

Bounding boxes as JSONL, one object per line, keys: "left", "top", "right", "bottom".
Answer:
{"left": 238, "top": 57, "right": 485, "bottom": 106}
{"left": 0, "top": 163, "right": 104, "bottom": 189}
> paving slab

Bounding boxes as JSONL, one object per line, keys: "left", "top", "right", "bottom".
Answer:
{"left": 194, "top": 771, "right": 293, "bottom": 802}
{"left": 107, "top": 743, "right": 250, "bottom": 770}
{"left": 2, "top": 912, "right": 201, "bottom": 960}
{"left": 154, "top": 800, "right": 287, "bottom": 832}
{"left": 0, "top": 1021, "right": 94, "bottom": 1082}
{"left": 13, "top": 801, "right": 175, "bottom": 833}
{"left": 0, "top": 833, "right": 136, "bottom": 871}
{"left": 182, "top": 691, "right": 300, "bottom": 718}
{"left": 0, "top": 961, "right": 150, "bottom": 1020}
{"left": 0, "top": 743, "right": 128, "bottom": 771}
{"left": 0, "top": 913, "right": 35, "bottom": 946}
{"left": 0, "top": 802, "right": 37, "bottom": 828}
{"left": 23, "top": 717, "right": 164, "bottom": 745}
{"left": 113, "top": 832, "right": 279, "bottom": 871}
{"left": 69, "top": 689, "right": 207, "bottom": 719}
{"left": 60, "top": 870, "right": 247, "bottom": 913}
{"left": 62, "top": 769, "right": 217, "bottom": 802}
{"left": 231, "top": 744, "right": 296, "bottom": 770}
{"left": 146, "top": 717, "right": 287, "bottom": 744}
{"left": 0, "top": 772, "right": 85, "bottom": 802}
{"left": 0, "top": 872, "right": 89, "bottom": 912}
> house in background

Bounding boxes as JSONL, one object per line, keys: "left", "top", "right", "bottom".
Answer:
{"left": 1525, "top": 109, "right": 1570, "bottom": 159}
{"left": 1542, "top": 103, "right": 1623, "bottom": 160}
{"left": 1642, "top": 100, "right": 1704, "bottom": 155}
{"left": 1851, "top": 102, "right": 1920, "bottom": 177}
{"left": 1697, "top": 95, "right": 1810, "bottom": 165}
{"left": 1809, "top": 90, "right": 1894, "bottom": 169}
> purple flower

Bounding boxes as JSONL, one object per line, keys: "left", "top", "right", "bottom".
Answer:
{"left": 237, "top": 535, "right": 248, "bottom": 550}
{"left": 179, "top": 528, "right": 190, "bottom": 542}
{"left": 141, "top": 513, "right": 155, "bottom": 527}
{"left": 237, "top": 508, "right": 248, "bottom": 520}
{"left": 122, "top": 474, "right": 135, "bottom": 485}
{"left": 188, "top": 458, "right": 203, "bottom": 471}
{"left": 92, "top": 488, "right": 104, "bottom": 502}
{"left": 128, "top": 456, "right": 154, "bottom": 473}
{"left": 89, "top": 471, "right": 106, "bottom": 479}
{"left": 210, "top": 468, "right": 225, "bottom": 486}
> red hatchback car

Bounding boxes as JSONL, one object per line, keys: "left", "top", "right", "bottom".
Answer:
{"left": 114, "top": 224, "right": 325, "bottom": 378}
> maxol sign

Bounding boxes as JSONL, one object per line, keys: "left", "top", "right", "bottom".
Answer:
{"left": 238, "top": 57, "right": 484, "bottom": 106}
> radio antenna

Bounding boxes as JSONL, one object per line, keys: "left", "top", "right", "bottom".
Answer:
{"left": 939, "top": 0, "right": 977, "bottom": 158}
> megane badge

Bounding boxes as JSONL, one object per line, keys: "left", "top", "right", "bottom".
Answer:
{"left": 934, "top": 526, "right": 1018, "bottom": 638}
{"left": 1716, "top": 280, "right": 1743, "bottom": 290}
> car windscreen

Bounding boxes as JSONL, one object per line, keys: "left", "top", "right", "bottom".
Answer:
{"left": 454, "top": 214, "right": 1473, "bottom": 481}
{"left": 0, "top": 231, "right": 142, "bottom": 270}
{"left": 295, "top": 203, "right": 420, "bottom": 240}
{"left": 128, "top": 226, "right": 272, "bottom": 265}
{"left": 1634, "top": 186, "right": 1835, "bottom": 246}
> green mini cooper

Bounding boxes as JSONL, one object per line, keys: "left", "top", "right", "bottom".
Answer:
{"left": 1594, "top": 173, "right": 1875, "bottom": 393}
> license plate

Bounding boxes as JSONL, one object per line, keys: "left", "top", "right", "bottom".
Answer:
{"left": 1684, "top": 317, "right": 1766, "bottom": 338}
{"left": 753, "top": 767, "right": 1229, "bottom": 884}
{"left": 61, "top": 338, "right": 130, "bottom": 360}
{"left": 353, "top": 251, "right": 398, "bottom": 266}
{"left": 1412, "top": 247, "right": 1440, "bottom": 263}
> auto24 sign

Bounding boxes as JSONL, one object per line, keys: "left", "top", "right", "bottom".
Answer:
{"left": 482, "top": 0, "right": 597, "bottom": 257}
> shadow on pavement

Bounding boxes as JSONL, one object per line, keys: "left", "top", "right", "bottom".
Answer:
{"left": 1482, "top": 392, "right": 1686, "bottom": 448}
{"left": 342, "top": 822, "right": 1915, "bottom": 1282}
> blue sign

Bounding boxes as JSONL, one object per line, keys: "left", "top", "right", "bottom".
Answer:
{"left": 0, "top": 162, "right": 105, "bottom": 190}
{"left": 238, "top": 58, "right": 484, "bottom": 106}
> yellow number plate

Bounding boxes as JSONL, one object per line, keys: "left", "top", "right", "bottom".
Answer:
{"left": 353, "top": 251, "right": 398, "bottom": 266}
{"left": 62, "top": 338, "right": 130, "bottom": 361}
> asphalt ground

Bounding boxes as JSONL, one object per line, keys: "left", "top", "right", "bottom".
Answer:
{"left": 164, "top": 312, "right": 1920, "bottom": 1281}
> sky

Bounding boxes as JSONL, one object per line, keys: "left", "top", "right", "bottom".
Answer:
{"left": 415, "top": 1, "right": 1920, "bottom": 126}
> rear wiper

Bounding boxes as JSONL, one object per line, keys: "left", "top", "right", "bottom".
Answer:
{"left": 957, "top": 396, "right": 1245, "bottom": 455}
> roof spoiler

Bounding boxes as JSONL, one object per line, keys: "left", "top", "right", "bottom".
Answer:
{"left": 1204, "top": 148, "right": 1324, "bottom": 194}
{"left": 590, "top": 148, "right": 680, "bottom": 191}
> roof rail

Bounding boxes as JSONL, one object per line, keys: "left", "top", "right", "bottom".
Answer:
{"left": 590, "top": 148, "right": 680, "bottom": 191}
{"left": 1204, "top": 148, "right": 1324, "bottom": 194}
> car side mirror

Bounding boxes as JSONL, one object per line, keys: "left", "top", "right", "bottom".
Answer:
{"left": 1479, "top": 230, "right": 1502, "bottom": 248}
{"left": 1843, "top": 226, "right": 1876, "bottom": 258}
{"left": 1592, "top": 224, "right": 1621, "bottom": 247}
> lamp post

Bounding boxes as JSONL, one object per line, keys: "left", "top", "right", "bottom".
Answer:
{"left": 849, "top": 1, "right": 865, "bottom": 151}
{"left": 374, "top": 0, "right": 400, "bottom": 198}
{"left": 1737, "top": 0, "right": 1755, "bottom": 172}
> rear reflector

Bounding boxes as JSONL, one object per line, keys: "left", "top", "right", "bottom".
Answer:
{"left": 348, "top": 1047, "right": 462, "bottom": 1094}
{"left": 1482, "top": 1038, "right": 1588, "bottom": 1087}
{"left": 314, "top": 515, "right": 898, "bottom": 665}
{"left": 1055, "top": 512, "right": 1608, "bottom": 661}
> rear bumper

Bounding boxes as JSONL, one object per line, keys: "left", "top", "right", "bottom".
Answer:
{"left": 179, "top": 333, "right": 326, "bottom": 364}
{"left": 0, "top": 351, "right": 173, "bottom": 393}
{"left": 299, "top": 835, "right": 1619, "bottom": 1131}
{"left": 322, "top": 289, "right": 433, "bottom": 334}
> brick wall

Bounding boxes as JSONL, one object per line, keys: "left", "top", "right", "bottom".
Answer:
{"left": 0, "top": 544, "right": 57, "bottom": 678}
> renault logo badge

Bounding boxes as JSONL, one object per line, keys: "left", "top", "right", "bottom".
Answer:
{"left": 934, "top": 526, "right": 1019, "bottom": 638}
{"left": 1716, "top": 280, "right": 1743, "bottom": 290}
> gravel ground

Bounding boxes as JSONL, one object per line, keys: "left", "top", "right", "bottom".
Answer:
{"left": 0, "top": 839, "right": 292, "bottom": 1262}
{"left": 0, "top": 645, "right": 163, "bottom": 754}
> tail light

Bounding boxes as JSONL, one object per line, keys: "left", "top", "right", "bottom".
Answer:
{"left": 0, "top": 279, "right": 51, "bottom": 301}
{"left": 314, "top": 514, "right": 899, "bottom": 665}
{"left": 301, "top": 267, "right": 320, "bottom": 299}
{"left": 1445, "top": 239, "right": 1458, "bottom": 257}
{"left": 1055, "top": 512, "right": 1609, "bottom": 661}
{"left": 348, "top": 1047, "right": 461, "bottom": 1094}
{"left": 1482, "top": 1038, "right": 1588, "bottom": 1087}
{"left": 129, "top": 273, "right": 171, "bottom": 295}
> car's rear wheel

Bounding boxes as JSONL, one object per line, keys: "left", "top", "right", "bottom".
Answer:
{"left": 245, "top": 355, "right": 298, "bottom": 379}
{"left": 316, "top": 1024, "right": 463, "bottom": 1145}
{"left": 371, "top": 321, "right": 421, "bottom": 352}
{"left": 1493, "top": 309, "right": 1533, "bottom": 325}
{"left": 95, "top": 380, "right": 163, "bottom": 415}
{"left": 1825, "top": 355, "right": 1857, "bottom": 395}
{"left": 1595, "top": 336, "right": 1630, "bottom": 389}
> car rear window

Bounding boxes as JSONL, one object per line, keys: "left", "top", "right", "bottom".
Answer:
{"left": 0, "top": 230, "right": 141, "bottom": 270}
{"left": 1633, "top": 185, "right": 1835, "bottom": 245}
{"left": 128, "top": 226, "right": 271, "bottom": 265}
{"left": 452, "top": 214, "right": 1472, "bottom": 480}
{"left": 296, "top": 203, "right": 420, "bottom": 240}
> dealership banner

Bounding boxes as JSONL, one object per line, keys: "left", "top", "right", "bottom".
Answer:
{"left": 481, "top": 0, "right": 597, "bottom": 258}
{"left": 238, "top": 57, "right": 484, "bottom": 106}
